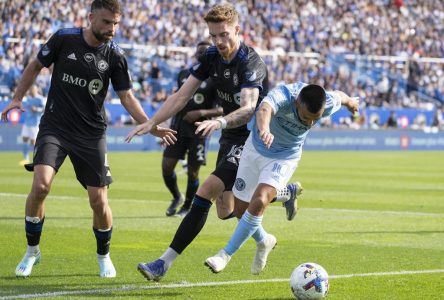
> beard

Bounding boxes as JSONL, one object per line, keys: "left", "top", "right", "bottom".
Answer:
{"left": 92, "top": 29, "right": 113, "bottom": 43}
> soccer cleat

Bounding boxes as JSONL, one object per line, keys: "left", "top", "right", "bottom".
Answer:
{"left": 98, "top": 254, "right": 116, "bottom": 278}
{"left": 284, "top": 182, "right": 303, "bottom": 221}
{"left": 137, "top": 259, "right": 167, "bottom": 281}
{"left": 204, "top": 249, "right": 231, "bottom": 273}
{"left": 165, "top": 195, "right": 184, "bottom": 216}
{"left": 15, "top": 251, "right": 41, "bottom": 277}
{"left": 251, "top": 234, "right": 277, "bottom": 275}
{"left": 174, "top": 206, "right": 190, "bottom": 218}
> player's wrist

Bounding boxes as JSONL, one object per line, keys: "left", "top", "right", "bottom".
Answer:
{"left": 216, "top": 117, "right": 227, "bottom": 129}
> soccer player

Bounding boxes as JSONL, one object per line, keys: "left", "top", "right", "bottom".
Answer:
{"left": 204, "top": 83, "right": 359, "bottom": 274}
{"left": 1, "top": 0, "right": 176, "bottom": 278}
{"left": 163, "top": 41, "right": 223, "bottom": 217}
{"left": 126, "top": 3, "right": 300, "bottom": 281}
{"left": 19, "top": 85, "right": 45, "bottom": 166}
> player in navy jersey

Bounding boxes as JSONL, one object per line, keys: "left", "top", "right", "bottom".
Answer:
{"left": 126, "top": 3, "right": 301, "bottom": 282}
{"left": 205, "top": 83, "right": 359, "bottom": 274}
{"left": 1, "top": 0, "right": 175, "bottom": 278}
{"left": 163, "top": 41, "right": 223, "bottom": 217}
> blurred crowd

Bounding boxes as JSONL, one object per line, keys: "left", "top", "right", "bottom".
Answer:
{"left": 1, "top": 0, "right": 443, "bottom": 126}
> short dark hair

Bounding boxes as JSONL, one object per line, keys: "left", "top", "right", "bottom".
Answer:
{"left": 91, "top": 0, "right": 122, "bottom": 15}
{"left": 299, "top": 84, "right": 326, "bottom": 113}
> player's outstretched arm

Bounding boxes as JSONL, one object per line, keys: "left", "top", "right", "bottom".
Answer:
{"left": 256, "top": 102, "right": 274, "bottom": 148}
{"left": 125, "top": 76, "right": 202, "bottom": 143}
{"left": 331, "top": 91, "right": 360, "bottom": 115}
{"left": 1, "top": 59, "right": 43, "bottom": 122}
{"left": 183, "top": 107, "right": 223, "bottom": 123}
{"left": 195, "top": 87, "right": 259, "bottom": 137}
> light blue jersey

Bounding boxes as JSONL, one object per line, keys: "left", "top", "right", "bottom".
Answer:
{"left": 249, "top": 82, "right": 341, "bottom": 159}
{"left": 23, "top": 96, "right": 45, "bottom": 127}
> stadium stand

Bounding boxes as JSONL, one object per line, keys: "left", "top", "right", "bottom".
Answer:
{"left": 1, "top": 0, "right": 443, "bottom": 128}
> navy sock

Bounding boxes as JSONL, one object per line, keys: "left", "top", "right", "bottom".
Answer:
{"left": 25, "top": 217, "right": 45, "bottom": 246}
{"left": 183, "top": 179, "right": 199, "bottom": 209}
{"left": 93, "top": 227, "right": 112, "bottom": 255}
{"left": 163, "top": 172, "right": 181, "bottom": 200}
{"left": 170, "top": 195, "right": 212, "bottom": 254}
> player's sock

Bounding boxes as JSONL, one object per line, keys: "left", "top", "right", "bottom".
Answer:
{"left": 251, "top": 224, "right": 267, "bottom": 243}
{"left": 183, "top": 179, "right": 199, "bottom": 209}
{"left": 22, "top": 143, "right": 30, "bottom": 161}
{"left": 224, "top": 211, "right": 262, "bottom": 256}
{"left": 93, "top": 227, "right": 112, "bottom": 255}
{"left": 169, "top": 195, "right": 212, "bottom": 254}
{"left": 271, "top": 186, "right": 290, "bottom": 203}
{"left": 163, "top": 172, "right": 181, "bottom": 200}
{"left": 25, "top": 216, "right": 45, "bottom": 246}
{"left": 159, "top": 247, "right": 179, "bottom": 269}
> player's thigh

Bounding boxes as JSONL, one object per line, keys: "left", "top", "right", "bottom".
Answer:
{"left": 212, "top": 143, "right": 244, "bottom": 192}
{"left": 33, "top": 134, "right": 69, "bottom": 171}
{"left": 163, "top": 137, "right": 187, "bottom": 161}
{"left": 258, "top": 156, "right": 300, "bottom": 190}
{"left": 187, "top": 137, "right": 207, "bottom": 166}
{"left": 68, "top": 136, "right": 111, "bottom": 189}
{"left": 232, "top": 139, "right": 260, "bottom": 203}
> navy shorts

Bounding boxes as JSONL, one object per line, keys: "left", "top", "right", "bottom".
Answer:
{"left": 163, "top": 136, "right": 207, "bottom": 166}
{"left": 31, "top": 133, "right": 112, "bottom": 189}
{"left": 211, "top": 143, "right": 244, "bottom": 191}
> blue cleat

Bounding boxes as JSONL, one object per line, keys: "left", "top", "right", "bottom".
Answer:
{"left": 137, "top": 259, "right": 167, "bottom": 281}
{"left": 284, "top": 182, "right": 303, "bottom": 221}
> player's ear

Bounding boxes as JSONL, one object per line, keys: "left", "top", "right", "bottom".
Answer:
{"left": 235, "top": 25, "right": 240, "bottom": 35}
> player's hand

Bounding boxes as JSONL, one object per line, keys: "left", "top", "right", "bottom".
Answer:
{"left": 151, "top": 125, "right": 177, "bottom": 146}
{"left": 126, "top": 120, "right": 176, "bottom": 144}
{"left": 195, "top": 119, "right": 221, "bottom": 137}
{"left": 1, "top": 99, "right": 25, "bottom": 122}
{"left": 183, "top": 110, "right": 202, "bottom": 123}
{"left": 259, "top": 130, "right": 274, "bottom": 148}
{"left": 346, "top": 97, "right": 360, "bottom": 115}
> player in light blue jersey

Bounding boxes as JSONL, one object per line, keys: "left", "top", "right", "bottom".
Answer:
{"left": 20, "top": 85, "right": 45, "bottom": 165}
{"left": 205, "top": 83, "right": 359, "bottom": 274}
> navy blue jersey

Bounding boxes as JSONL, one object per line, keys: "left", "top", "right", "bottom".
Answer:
{"left": 170, "top": 69, "right": 218, "bottom": 138}
{"left": 189, "top": 43, "right": 268, "bottom": 144}
{"left": 37, "top": 28, "right": 131, "bottom": 139}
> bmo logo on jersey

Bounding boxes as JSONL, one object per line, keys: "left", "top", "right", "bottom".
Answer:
{"left": 217, "top": 89, "right": 241, "bottom": 105}
{"left": 62, "top": 73, "right": 87, "bottom": 87}
{"left": 62, "top": 73, "right": 104, "bottom": 95}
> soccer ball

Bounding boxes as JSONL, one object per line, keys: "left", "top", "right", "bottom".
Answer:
{"left": 290, "top": 262, "right": 329, "bottom": 299}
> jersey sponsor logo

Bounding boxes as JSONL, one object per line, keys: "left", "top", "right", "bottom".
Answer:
{"left": 97, "top": 60, "right": 109, "bottom": 72}
{"left": 89, "top": 79, "right": 104, "bottom": 95}
{"left": 276, "top": 116, "right": 307, "bottom": 131}
{"left": 234, "top": 178, "right": 246, "bottom": 191}
{"left": 233, "top": 74, "right": 238, "bottom": 86}
{"left": 193, "top": 93, "right": 204, "bottom": 104}
{"left": 62, "top": 73, "right": 88, "bottom": 87}
{"left": 84, "top": 53, "right": 94, "bottom": 62}
{"left": 217, "top": 89, "right": 233, "bottom": 102}
{"left": 224, "top": 69, "right": 230, "bottom": 78}
{"left": 67, "top": 53, "right": 77, "bottom": 60}
{"left": 245, "top": 71, "right": 257, "bottom": 82}
{"left": 41, "top": 45, "right": 50, "bottom": 56}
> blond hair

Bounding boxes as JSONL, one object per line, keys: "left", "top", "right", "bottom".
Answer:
{"left": 204, "top": 3, "right": 239, "bottom": 25}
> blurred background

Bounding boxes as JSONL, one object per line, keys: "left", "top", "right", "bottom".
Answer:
{"left": 1, "top": 0, "right": 443, "bottom": 151}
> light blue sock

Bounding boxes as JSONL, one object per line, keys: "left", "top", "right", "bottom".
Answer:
{"left": 251, "top": 224, "right": 267, "bottom": 243}
{"left": 224, "top": 211, "right": 262, "bottom": 256}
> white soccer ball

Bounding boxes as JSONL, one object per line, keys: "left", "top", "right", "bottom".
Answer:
{"left": 290, "top": 262, "right": 329, "bottom": 299}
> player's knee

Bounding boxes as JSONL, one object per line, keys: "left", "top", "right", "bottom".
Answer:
{"left": 89, "top": 197, "right": 109, "bottom": 216}
{"left": 31, "top": 182, "right": 51, "bottom": 200}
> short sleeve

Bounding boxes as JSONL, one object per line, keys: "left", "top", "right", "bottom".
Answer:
{"left": 111, "top": 54, "right": 132, "bottom": 91}
{"left": 37, "top": 31, "right": 62, "bottom": 68}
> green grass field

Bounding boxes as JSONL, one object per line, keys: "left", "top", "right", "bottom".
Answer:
{"left": 0, "top": 151, "right": 443, "bottom": 299}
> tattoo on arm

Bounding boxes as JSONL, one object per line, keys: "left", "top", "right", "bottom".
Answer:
{"left": 224, "top": 88, "right": 259, "bottom": 129}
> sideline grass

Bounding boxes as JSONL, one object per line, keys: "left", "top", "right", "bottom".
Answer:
{"left": 0, "top": 151, "right": 443, "bottom": 299}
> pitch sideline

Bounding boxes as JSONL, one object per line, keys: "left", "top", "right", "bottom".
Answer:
{"left": 1, "top": 269, "right": 443, "bottom": 299}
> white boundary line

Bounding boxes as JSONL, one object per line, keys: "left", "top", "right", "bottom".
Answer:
{"left": 1, "top": 269, "right": 443, "bottom": 299}
{"left": 1, "top": 193, "right": 443, "bottom": 217}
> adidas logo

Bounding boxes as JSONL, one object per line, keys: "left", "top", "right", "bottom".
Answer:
{"left": 67, "top": 53, "right": 77, "bottom": 60}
